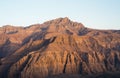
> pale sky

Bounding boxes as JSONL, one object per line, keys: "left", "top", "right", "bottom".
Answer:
{"left": 0, "top": 0, "right": 120, "bottom": 29}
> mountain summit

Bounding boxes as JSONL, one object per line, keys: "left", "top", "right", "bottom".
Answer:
{"left": 0, "top": 17, "right": 120, "bottom": 78}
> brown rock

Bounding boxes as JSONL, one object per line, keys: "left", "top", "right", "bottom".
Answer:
{"left": 0, "top": 17, "right": 120, "bottom": 78}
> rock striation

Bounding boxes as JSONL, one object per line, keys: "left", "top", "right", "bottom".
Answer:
{"left": 0, "top": 17, "right": 120, "bottom": 78}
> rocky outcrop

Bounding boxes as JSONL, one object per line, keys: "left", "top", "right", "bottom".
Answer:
{"left": 7, "top": 35, "right": 120, "bottom": 78}
{"left": 0, "top": 17, "right": 120, "bottom": 78}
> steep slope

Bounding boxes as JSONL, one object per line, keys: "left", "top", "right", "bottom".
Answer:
{"left": 0, "top": 17, "right": 120, "bottom": 78}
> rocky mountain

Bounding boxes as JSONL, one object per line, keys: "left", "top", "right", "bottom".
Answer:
{"left": 0, "top": 17, "right": 120, "bottom": 78}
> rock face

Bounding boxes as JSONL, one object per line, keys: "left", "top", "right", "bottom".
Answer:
{"left": 0, "top": 17, "right": 120, "bottom": 78}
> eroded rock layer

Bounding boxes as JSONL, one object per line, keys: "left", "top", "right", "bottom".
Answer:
{"left": 0, "top": 17, "right": 120, "bottom": 78}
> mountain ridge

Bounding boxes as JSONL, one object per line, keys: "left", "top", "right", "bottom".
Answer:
{"left": 0, "top": 17, "right": 120, "bottom": 78}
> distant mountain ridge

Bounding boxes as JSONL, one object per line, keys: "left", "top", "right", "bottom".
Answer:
{"left": 0, "top": 17, "right": 120, "bottom": 78}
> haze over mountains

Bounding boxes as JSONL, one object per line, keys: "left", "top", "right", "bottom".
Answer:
{"left": 0, "top": 17, "right": 120, "bottom": 78}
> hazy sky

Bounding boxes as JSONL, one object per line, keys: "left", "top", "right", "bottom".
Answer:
{"left": 0, "top": 0, "right": 120, "bottom": 29}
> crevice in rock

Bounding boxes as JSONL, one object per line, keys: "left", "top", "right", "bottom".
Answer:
{"left": 104, "top": 59, "right": 108, "bottom": 70}
{"left": 16, "top": 55, "right": 32, "bottom": 78}
{"left": 63, "top": 53, "right": 69, "bottom": 73}
{"left": 79, "top": 62, "right": 83, "bottom": 74}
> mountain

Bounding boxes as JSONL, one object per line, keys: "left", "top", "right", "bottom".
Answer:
{"left": 0, "top": 17, "right": 120, "bottom": 78}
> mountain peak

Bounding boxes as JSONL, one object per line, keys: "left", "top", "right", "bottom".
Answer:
{"left": 61, "top": 17, "right": 70, "bottom": 22}
{"left": 0, "top": 17, "right": 120, "bottom": 78}
{"left": 44, "top": 17, "right": 85, "bottom": 39}
{"left": 52, "top": 17, "right": 70, "bottom": 24}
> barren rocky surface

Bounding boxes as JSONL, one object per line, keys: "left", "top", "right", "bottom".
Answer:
{"left": 0, "top": 17, "right": 120, "bottom": 78}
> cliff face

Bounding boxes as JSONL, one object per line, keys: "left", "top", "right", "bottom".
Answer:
{"left": 0, "top": 17, "right": 120, "bottom": 78}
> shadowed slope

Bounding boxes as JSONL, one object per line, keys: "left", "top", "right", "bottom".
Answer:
{"left": 0, "top": 17, "right": 120, "bottom": 78}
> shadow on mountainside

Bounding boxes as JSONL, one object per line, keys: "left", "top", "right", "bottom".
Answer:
{"left": 46, "top": 72, "right": 120, "bottom": 78}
